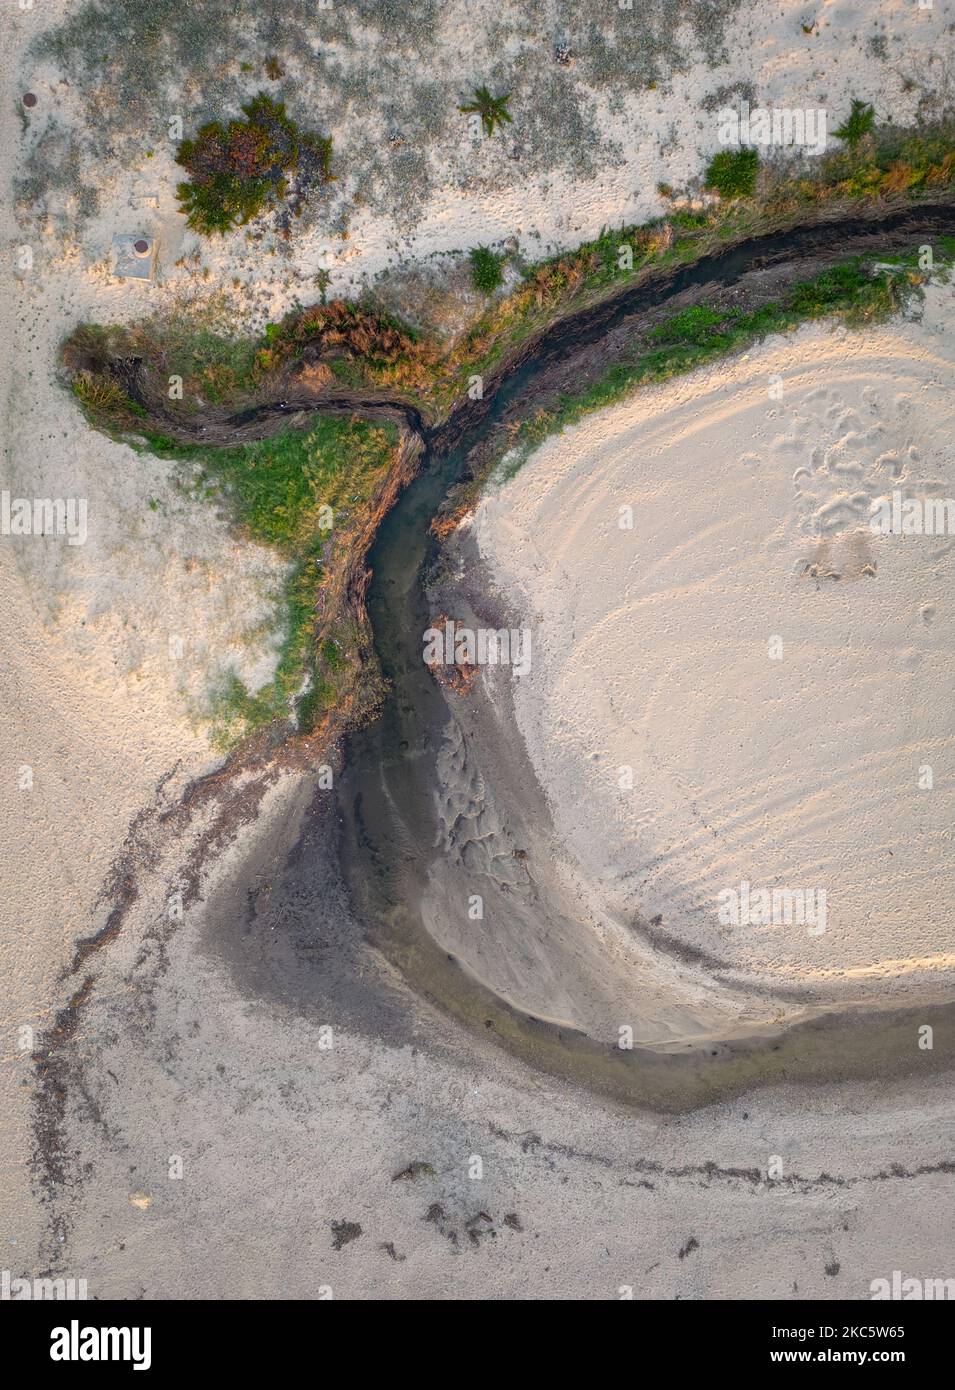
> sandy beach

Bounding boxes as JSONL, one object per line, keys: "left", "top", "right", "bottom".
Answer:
{"left": 473, "top": 292, "right": 955, "bottom": 1047}
{"left": 3, "top": 0, "right": 955, "bottom": 1308}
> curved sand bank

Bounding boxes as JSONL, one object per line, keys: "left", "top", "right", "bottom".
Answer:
{"left": 470, "top": 286, "right": 955, "bottom": 1047}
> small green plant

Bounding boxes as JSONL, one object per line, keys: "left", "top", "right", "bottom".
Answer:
{"left": 705, "top": 148, "right": 759, "bottom": 198}
{"left": 834, "top": 98, "right": 876, "bottom": 149}
{"left": 71, "top": 371, "right": 140, "bottom": 419}
{"left": 469, "top": 245, "right": 504, "bottom": 293}
{"left": 175, "top": 93, "right": 332, "bottom": 235}
{"left": 459, "top": 86, "right": 513, "bottom": 137}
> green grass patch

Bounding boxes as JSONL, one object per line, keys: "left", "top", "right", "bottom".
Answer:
{"left": 705, "top": 148, "right": 760, "bottom": 197}
{"left": 470, "top": 245, "right": 505, "bottom": 294}
{"left": 647, "top": 304, "right": 727, "bottom": 345}
{"left": 71, "top": 372, "right": 144, "bottom": 421}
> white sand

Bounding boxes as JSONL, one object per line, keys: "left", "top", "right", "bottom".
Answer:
{"left": 0, "top": 2, "right": 285, "bottom": 1253}
{"left": 476, "top": 287, "right": 955, "bottom": 1037}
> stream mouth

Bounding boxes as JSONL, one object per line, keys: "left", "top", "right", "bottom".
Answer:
{"left": 336, "top": 205, "right": 955, "bottom": 1112}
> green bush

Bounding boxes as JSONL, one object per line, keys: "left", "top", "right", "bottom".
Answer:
{"left": 834, "top": 99, "right": 876, "bottom": 149}
{"left": 175, "top": 93, "right": 332, "bottom": 235}
{"left": 459, "top": 86, "right": 513, "bottom": 137}
{"left": 705, "top": 148, "right": 759, "bottom": 198}
{"left": 469, "top": 245, "right": 504, "bottom": 293}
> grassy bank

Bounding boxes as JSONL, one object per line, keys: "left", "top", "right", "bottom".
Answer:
{"left": 432, "top": 119, "right": 955, "bottom": 405}
{"left": 478, "top": 243, "right": 954, "bottom": 487}
{"left": 136, "top": 417, "right": 400, "bottom": 748}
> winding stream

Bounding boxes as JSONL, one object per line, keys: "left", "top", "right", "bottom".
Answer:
{"left": 302, "top": 207, "right": 955, "bottom": 1106}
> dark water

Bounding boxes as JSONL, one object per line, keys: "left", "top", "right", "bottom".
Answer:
{"left": 335, "top": 206, "right": 955, "bottom": 1109}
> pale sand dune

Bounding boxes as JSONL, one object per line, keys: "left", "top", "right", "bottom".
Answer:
{"left": 475, "top": 289, "right": 955, "bottom": 1029}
